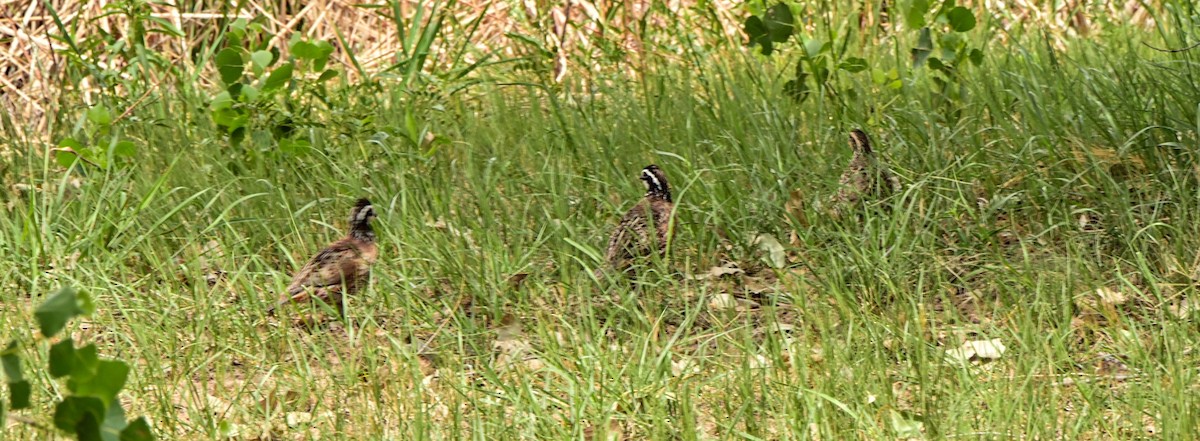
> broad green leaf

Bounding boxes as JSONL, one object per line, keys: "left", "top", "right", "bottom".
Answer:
{"left": 278, "top": 138, "right": 312, "bottom": 155}
{"left": 9, "top": 380, "right": 31, "bottom": 410}
{"left": 313, "top": 40, "right": 335, "bottom": 71}
{"left": 73, "top": 343, "right": 100, "bottom": 378}
{"left": 803, "top": 38, "right": 824, "bottom": 58}
{"left": 54, "top": 396, "right": 106, "bottom": 433}
{"left": 969, "top": 48, "right": 984, "bottom": 65}
{"left": 59, "top": 137, "right": 84, "bottom": 149}
{"left": 112, "top": 141, "right": 136, "bottom": 157}
{"left": 49, "top": 338, "right": 76, "bottom": 378}
{"left": 1, "top": 341, "right": 20, "bottom": 382}
{"left": 905, "top": 0, "right": 929, "bottom": 29}
{"left": 229, "top": 18, "right": 247, "bottom": 36}
{"left": 838, "top": 57, "right": 869, "bottom": 73}
{"left": 119, "top": 417, "right": 154, "bottom": 441}
{"left": 215, "top": 48, "right": 243, "bottom": 85}
{"left": 102, "top": 399, "right": 127, "bottom": 441}
{"left": 87, "top": 107, "right": 112, "bottom": 126}
{"left": 230, "top": 127, "right": 246, "bottom": 148}
{"left": 911, "top": 27, "right": 933, "bottom": 67}
{"left": 210, "top": 91, "right": 233, "bottom": 111}
{"left": 241, "top": 84, "right": 259, "bottom": 102}
{"left": 743, "top": 16, "right": 773, "bottom": 55}
{"left": 250, "top": 50, "right": 273, "bottom": 70}
{"left": 55, "top": 150, "right": 80, "bottom": 168}
{"left": 35, "top": 286, "right": 86, "bottom": 338}
{"left": 69, "top": 360, "right": 129, "bottom": 405}
{"left": 211, "top": 108, "right": 248, "bottom": 130}
{"left": 317, "top": 69, "right": 339, "bottom": 82}
{"left": 262, "top": 62, "right": 294, "bottom": 92}
{"left": 763, "top": 3, "right": 794, "bottom": 43}
{"left": 948, "top": 6, "right": 976, "bottom": 32}
{"left": 290, "top": 41, "right": 320, "bottom": 59}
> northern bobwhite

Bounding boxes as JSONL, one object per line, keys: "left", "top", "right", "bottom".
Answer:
{"left": 268, "top": 198, "right": 379, "bottom": 316}
{"left": 594, "top": 165, "right": 675, "bottom": 279}
{"left": 829, "top": 129, "right": 902, "bottom": 217}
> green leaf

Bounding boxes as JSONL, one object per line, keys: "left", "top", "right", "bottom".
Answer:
{"left": 947, "top": 6, "right": 976, "bottom": 32}
{"left": 969, "top": 48, "right": 984, "bottom": 65}
{"left": 87, "top": 107, "right": 112, "bottom": 126}
{"left": 54, "top": 396, "right": 106, "bottom": 433}
{"left": 838, "top": 57, "right": 869, "bottom": 73}
{"left": 911, "top": 27, "right": 933, "bottom": 68}
{"left": 73, "top": 343, "right": 100, "bottom": 378}
{"left": 290, "top": 41, "right": 320, "bottom": 59}
{"left": 119, "top": 417, "right": 154, "bottom": 441}
{"left": 241, "top": 84, "right": 260, "bottom": 102}
{"left": 317, "top": 69, "right": 340, "bottom": 82}
{"left": 250, "top": 50, "right": 273, "bottom": 70}
{"left": 743, "top": 16, "right": 773, "bottom": 55}
{"left": 230, "top": 127, "right": 246, "bottom": 148}
{"left": 112, "top": 141, "right": 136, "bottom": 157}
{"left": 278, "top": 138, "right": 312, "bottom": 155}
{"left": 68, "top": 360, "right": 129, "bottom": 405}
{"left": 803, "top": 38, "right": 824, "bottom": 58}
{"left": 35, "top": 287, "right": 86, "bottom": 338}
{"left": 261, "top": 62, "right": 294, "bottom": 92}
{"left": 211, "top": 108, "right": 248, "bottom": 130}
{"left": 215, "top": 48, "right": 244, "bottom": 85}
{"left": 102, "top": 399, "right": 127, "bottom": 441}
{"left": 50, "top": 338, "right": 76, "bottom": 378}
{"left": 9, "top": 380, "right": 30, "bottom": 409}
{"left": 906, "top": 0, "right": 929, "bottom": 29}
{"left": 313, "top": 40, "right": 335, "bottom": 72}
{"left": 59, "top": 137, "right": 84, "bottom": 149}
{"left": 2, "top": 341, "right": 21, "bottom": 382}
{"left": 210, "top": 91, "right": 233, "bottom": 111}
{"left": 763, "top": 3, "right": 795, "bottom": 43}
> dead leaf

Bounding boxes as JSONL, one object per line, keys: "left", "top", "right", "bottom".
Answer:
{"left": 1095, "top": 287, "right": 1127, "bottom": 306}
{"left": 690, "top": 262, "right": 744, "bottom": 281}
{"left": 708, "top": 293, "right": 736, "bottom": 311}
{"left": 946, "top": 338, "right": 1006, "bottom": 363}
{"left": 753, "top": 233, "right": 787, "bottom": 269}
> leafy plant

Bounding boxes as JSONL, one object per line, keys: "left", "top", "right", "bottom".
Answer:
{"left": 743, "top": 2, "right": 871, "bottom": 105}
{"left": 209, "top": 17, "right": 342, "bottom": 154}
{"left": 905, "top": 0, "right": 983, "bottom": 108}
{"left": 3, "top": 287, "right": 155, "bottom": 441}
{"left": 53, "top": 105, "right": 138, "bottom": 170}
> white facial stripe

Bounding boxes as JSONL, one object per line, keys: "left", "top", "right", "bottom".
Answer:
{"left": 642, "top": 169, "right": 660, "bottom": 189}
{"left": 356, "top": 206, "right": 374, "bottom": 221}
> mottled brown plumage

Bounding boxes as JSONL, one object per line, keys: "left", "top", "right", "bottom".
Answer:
{"left": 594, "top": 165, "right": 675, "bottom": 279}
{"left": 829, "top": 129, "right": 902, "bottom": 217}
{"left": 268, "top": 198, "right": 378, "bottom": 315}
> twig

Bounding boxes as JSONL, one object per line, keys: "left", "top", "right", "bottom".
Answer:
{"left": 1142, "top": 40, "right": 1200, "bottom": 53}
{"left": 6, "top": 413, "right": 51, "bottom": 432}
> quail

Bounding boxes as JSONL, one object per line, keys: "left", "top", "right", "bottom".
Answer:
{"left": 594, "top": 165, "right": 675, "bottom": 279}
{"left": 829, "top": 129, "right": 902, "bottom": 217}
{"left": 268, "top": 198, "right": 378, "bottom": 316}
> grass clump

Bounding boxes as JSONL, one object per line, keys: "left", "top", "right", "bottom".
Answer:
{"left": 2, "top": 1, "right": 1200, "bottom": 439}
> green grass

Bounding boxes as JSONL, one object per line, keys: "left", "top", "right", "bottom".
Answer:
{"left": 4, "top": 14, "right": 1200, "bottom": 440}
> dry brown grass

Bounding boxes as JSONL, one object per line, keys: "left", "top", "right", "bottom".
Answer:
{"left": 0, "top": 0, "right": 1159, "bottom": 140}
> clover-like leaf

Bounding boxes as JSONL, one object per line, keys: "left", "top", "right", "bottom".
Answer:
{"left": 911, "top": 27, "right": 933, "bottom": 68}
{"left": 35, "top": 287, "right": 88, "bottom": 338}
{"left": 947, "top": 7, "right": 976, "bottom": 32}
{"left": 262, "top": 62, "right": 294, "bottom": 92}
{"left": 215, "top": 48, "right": 244, "bottom": 85}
